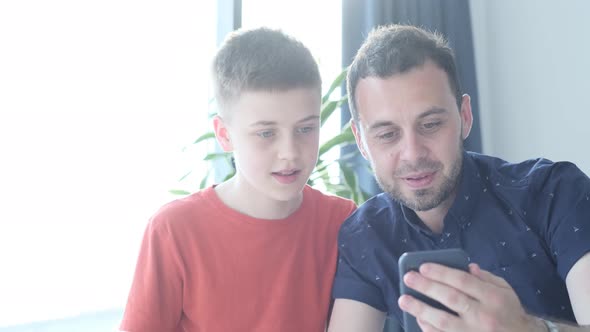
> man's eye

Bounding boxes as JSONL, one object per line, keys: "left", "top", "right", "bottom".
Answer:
{"left": 423, "top": 121, "right": 442, "bottom": 130}
{"left": 377, "top": 131, "right": 397, "bottom": 141}
{"left": 257, "top": 130, "right": 274, "bottom": 138}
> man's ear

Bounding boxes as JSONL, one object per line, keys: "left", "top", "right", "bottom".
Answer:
{"left": 460, "top": 94, "right": 473, "bottom": 140}
{"left": 351, "top": 119, "right": 369, "bottom": 160}
{"left": 212, "top": 115, "right": 233, "bottom": 152}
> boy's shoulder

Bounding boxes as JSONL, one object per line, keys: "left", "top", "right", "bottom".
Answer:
{"left": 304, "top": 185, "right": 356, "bottom": 208}
{"left": 147, "top": 186, "right": 220, "bottom": 231}
{"left": 302, "top": 186, "right": 357, "bottom": 225}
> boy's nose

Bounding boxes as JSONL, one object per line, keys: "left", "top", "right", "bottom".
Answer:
{"left": 277, "top": 136, "right": 298, "bottom": 160}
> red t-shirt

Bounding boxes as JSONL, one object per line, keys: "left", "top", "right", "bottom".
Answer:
{"left": 120, "top": 185, "right": 356, "bottom": 332}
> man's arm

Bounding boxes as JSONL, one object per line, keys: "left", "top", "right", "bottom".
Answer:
{"left": 328, "top": 299, "right": 387, "bottom": 332}
{"left": 566, "top": 252, "right": 590, "bottom": 325}
{"left": 517, "top": 252, "right": 590, "bottom": 332}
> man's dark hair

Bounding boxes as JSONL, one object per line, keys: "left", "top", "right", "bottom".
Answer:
{"left": 347, "top": 24, "right": 462, "bottom": 123}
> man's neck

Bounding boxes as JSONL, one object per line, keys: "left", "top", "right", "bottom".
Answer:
{"left": 415, "top": 192, "right": 456, "bottom": 234}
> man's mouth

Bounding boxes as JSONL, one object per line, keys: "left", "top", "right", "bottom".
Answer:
{"left": 402, "top": 172, "right": 436, "bottom": 189}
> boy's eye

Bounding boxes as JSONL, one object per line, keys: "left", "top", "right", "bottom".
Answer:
{"left": 256, "top": 130, "right": 275, "bottom": 138}
{"left": 297, "top": 126, "right": 316, "bottom": 134}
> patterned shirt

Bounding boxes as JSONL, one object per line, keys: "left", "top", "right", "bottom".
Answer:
{"left": 333, "top": 152, "right": 590, "bottom": 324}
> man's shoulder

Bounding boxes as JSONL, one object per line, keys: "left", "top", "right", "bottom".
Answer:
{"left": 339, "top": 193, "right": 399, "bottom": 238}
{"left": 468, "top": 152, "right": 586, "bottom": 186}
{"left": 467, "top": 152, "right": 590, "bottom": 204}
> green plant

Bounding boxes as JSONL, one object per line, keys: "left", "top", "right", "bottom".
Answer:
{"left": 171, "top": 69, "right": 369, "bottom": 205}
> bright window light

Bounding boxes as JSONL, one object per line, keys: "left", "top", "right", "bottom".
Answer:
{"left": 0, "top": 0, "right": 215, "bottom": 328}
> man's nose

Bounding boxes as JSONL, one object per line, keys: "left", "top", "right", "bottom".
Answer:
{"left": 398, "top": 131, "right": 426, "bottom": 162}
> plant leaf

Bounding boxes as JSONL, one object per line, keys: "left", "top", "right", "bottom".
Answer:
{"left": 318, "top": 127, "right": 356, "bottom": 157}
{"left": 204, "top": 152, "right": 232, "bottom": 161}
{"left": 320, "top": 96, "right": 347, "bottom": 127}
{"left": 223, "top": 170, "right": 235, "bottom": 181}
{"left": 340, "top": 164, "right": 361, "bottom": 204}
{"left": 193, "top": 132, "right": 215, "bottom": 145}
{"left": 178, "top": 170, "right": 193, "bottom": 182}
{"left": 322, "top": 68, "right": 347, "bottom": 104}
{"left": 199, "top": 169, "right": 211, "bottom": 189}
{"left": 169, "top": 189, "right": 191, "bottom": 196}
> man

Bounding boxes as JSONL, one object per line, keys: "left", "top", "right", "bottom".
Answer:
{"left": 328, "top": 24, "right": 590, "bottom": 332}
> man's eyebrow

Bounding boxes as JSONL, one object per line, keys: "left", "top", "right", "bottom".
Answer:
{"left": 368, "top": 120, "right": 395, "bottom": 132}
{"left": 418, "top": 107, "right": 448, "bottom": 119}
{"left": 366, "top": 107, "right": 448, "bottom": 131}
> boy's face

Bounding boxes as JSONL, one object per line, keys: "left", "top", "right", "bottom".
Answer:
{"left": 214, "top": 87, "right": 321, "bottom": 203}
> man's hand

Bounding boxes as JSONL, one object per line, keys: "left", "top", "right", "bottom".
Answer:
{"left": 397, "top": 263, "right": 545, "bottom": 332}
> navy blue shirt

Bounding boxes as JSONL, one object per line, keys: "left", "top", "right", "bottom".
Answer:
{"left": 333, "top": 152, "right": 590, "bottom": 325}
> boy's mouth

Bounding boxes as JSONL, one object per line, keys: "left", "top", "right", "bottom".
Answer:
{"left": 271, "top": 169, "right": 300, "bottom": 184}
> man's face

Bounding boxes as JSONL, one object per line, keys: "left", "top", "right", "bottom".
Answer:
{"left": 352, "top": 61, "right": 472, "bottom": 211}
{"left": 214, "top": 88, "right": 321, "bottom": 203}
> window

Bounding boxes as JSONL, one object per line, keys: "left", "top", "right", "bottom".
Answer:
{"left": 0, "top": 0, "right": 344, "bottom": 329}
{"left": 0, "top": 0, "right": 216, "bottom": 328}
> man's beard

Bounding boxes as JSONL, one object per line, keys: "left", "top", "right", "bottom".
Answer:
{"left": 374, "top": 149, "right": 463, "bottom": 212}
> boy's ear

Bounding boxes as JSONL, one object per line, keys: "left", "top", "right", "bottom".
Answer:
{"left": 212, "top": 115, "right": 233, "bottom": 152}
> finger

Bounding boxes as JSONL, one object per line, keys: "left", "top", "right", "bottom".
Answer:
{"left": 469, "top": 263, "right": 511, "bottom": 289}
{"left": 403, "top": 270, "right": 475, "bottom": 316}
{"left": 419, "top": 263, "right": 492, "bottom": 300}
{"left": 417, "top": 317, "right": 444, "bottom": 332}
{"left": 399, "top": 294, "right": 461, "bottom": 331}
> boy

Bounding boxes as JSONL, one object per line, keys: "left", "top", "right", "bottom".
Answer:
{"left": 120, "top": 27, "right": 356, "bottom": 332}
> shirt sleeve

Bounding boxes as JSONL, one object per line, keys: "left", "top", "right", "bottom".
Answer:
{"left": 120, "top": 216, "right": 184, "bottom": 332}
{"left": 541, "top": 162, "right": 590, "bottom": 280}
{"left": 331, "top": 212, "right": 388, "bottom": 313}
{"left": 332, "top": 250, "right": 388, "bottom": 312}
{"left": 550, "top": 192, "right": 590, "bottom": 280}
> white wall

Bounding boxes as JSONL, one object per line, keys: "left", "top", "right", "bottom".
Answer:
{"left": 470, "top": 0, "right": 590, "bottom": 175}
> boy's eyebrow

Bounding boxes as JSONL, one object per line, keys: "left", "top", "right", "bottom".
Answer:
{"left": 249, "top": 115, "right": 320, "bottom": 127}
{"left": 296, "top": 115, "right": 320, "bottom": 123}
{"left": 250, "top": 120, "right": 276, "bottom": 127}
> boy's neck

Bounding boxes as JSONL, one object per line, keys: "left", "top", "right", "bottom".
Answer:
{"left": 214, "top": 178, "right": 303, "bottom": 220}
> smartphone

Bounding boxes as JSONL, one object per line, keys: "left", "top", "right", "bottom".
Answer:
{"left": 398, "top": 248, "right": 470, "bottom": 332}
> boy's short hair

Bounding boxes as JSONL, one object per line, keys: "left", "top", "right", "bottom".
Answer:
{"left": 212, "top": 27, "right": 322, "bottom": 117}
{"left": 347, "top": 24, "right": 462, "bottom": 123}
